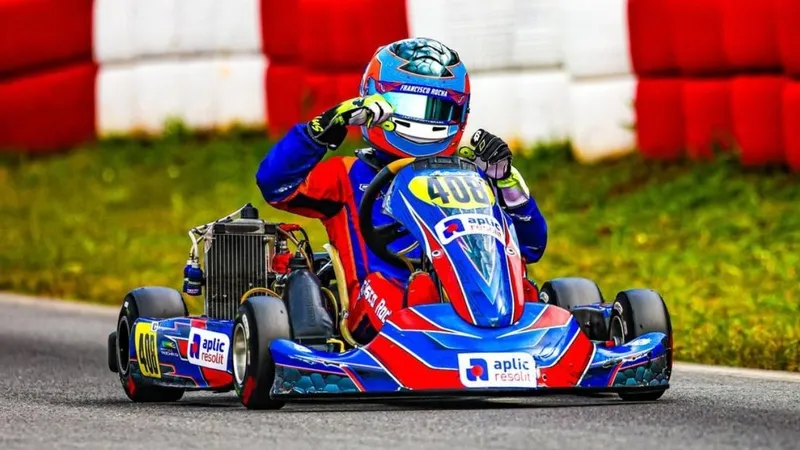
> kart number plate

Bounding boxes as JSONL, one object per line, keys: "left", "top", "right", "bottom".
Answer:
{"left": 409, "top": 174, "right": 494, "bottom": 209}
{"left": 134, "top": 322, "right": 161, "bottom": 379}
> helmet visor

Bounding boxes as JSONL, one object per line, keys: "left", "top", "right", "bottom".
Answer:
{"left": 381, "top": 91, "right": 467, "bottom": 125}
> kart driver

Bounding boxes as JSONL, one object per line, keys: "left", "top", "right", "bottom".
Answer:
{"left": 256, "top": 37, "right": 547, "bottom": 344}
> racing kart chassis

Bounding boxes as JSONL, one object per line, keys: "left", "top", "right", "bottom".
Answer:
{"left": 107, "top": 156, "right": 673, "bottom": 408}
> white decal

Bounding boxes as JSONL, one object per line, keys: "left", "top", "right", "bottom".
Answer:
{"left": 187, "top": 327, "right": 230, "bottom": 372}
{"left": 359, "top": 279, "right": 392, "bottom": 323}
{"left": 434, "top": 213, "right": 504, "bottom": 245}
{"left": 457, "top": 352, "right": 537, "bottom": 388}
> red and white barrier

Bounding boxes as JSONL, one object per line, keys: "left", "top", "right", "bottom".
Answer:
{"left": 0, "top": 0, "right": 798, "bottom": 171}
{"left": 629, "top": 0, "right": 799, "bottom": 169}
{"left": 569, "top": 76, "right": 637, "bottom": 163}
{"left": 96, "top": 56, "right": 267, "bottom": 134}
{"left": 93, "top": 0, "right": 263, "bottom": 63}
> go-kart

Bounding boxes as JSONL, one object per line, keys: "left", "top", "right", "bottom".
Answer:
{"left": 107, "top": 155, "right": 673, "bottom": 409}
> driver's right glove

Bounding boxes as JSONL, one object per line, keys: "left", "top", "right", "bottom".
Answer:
{"left": 305, "top": 93, "right": 393, "bottom": 150}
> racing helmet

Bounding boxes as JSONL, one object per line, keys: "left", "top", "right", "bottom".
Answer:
{"left": 359, "top": 37, "right": 471, "bottom": 159}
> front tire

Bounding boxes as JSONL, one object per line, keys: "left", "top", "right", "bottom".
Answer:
{"left": 116, "top": 287, "right": 188, "bottom": 403}
{"left": 609, "top": 289, "right": 673, "bottom": 402}
{"left": 232, "top": 295, "right": 292, "bottom": 410}
{"left": 540, "top": 277, "right": 607, "bottom": 340}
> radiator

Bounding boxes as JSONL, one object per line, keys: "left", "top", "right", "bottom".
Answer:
{"left": 202, "top": 218, "right": 277, "bottom": 320}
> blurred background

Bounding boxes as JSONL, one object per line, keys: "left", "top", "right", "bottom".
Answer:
{"left": 0, "top": 0, "right": 798, "bottom": 372}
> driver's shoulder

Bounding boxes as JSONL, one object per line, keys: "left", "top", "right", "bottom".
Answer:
{"left": 318, "top": 148, "right": 381, "bottom": 183}
{"left": 336, "top": 147, "right": 382, "bottom": 176}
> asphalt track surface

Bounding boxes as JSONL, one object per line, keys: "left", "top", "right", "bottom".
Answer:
{"left": 2, "top": 294, "right": 799, "bottom": 450}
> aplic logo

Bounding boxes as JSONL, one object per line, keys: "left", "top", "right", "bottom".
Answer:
{"left": 434, "top": 213, "right": 503, "bottom": 245}
{"left": 189, "top": 333, "right": 201, "bottom": 359}
{"left": 187, "top": 328, "right": 230, "bottom": 372}
{"left": 441, "top": 218, "right": 465, "bottom": 240}
{"left": 457, "top": 352, "right": 537, "bottom": 388}
{"left": 465, "top": 358, "right": 489, "bottom": 382}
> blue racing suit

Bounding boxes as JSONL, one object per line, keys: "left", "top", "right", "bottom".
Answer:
{"left": 256, "top": 124, "right": 548, "bottom": 305}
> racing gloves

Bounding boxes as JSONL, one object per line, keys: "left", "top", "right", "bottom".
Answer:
{"left": 459, "top": 129, "right": 531, "bottom": 208}
{"left": 306, "top": 93, "right": 393, "bottom": 150}
{"left": 462, "top": 129, "right": 512, "bottom": 180}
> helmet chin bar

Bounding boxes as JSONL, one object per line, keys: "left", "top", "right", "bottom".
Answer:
{"left": 392, "top": 118, "right": 453, "bottom": 144}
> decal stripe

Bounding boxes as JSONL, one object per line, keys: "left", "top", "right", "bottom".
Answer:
{"left": 360, "top": 347, "right": 405, "bottom": 389}
{"left": 411, "top": 307, "right": 455, "bottom": 331}
{"left": 366, "top": 335, "right": 462, "bottom": 390}
{"left": 200, "top": 366, "right": 232, "bottom": 388}
{"left": 497, "top": 304, "right": 570, "bottom": 338}
{"left": 533, "top": 305, "right": 573, "bottom": 329}
{"left": 135, "top": 361, "right": 200, "bottom": 387}
{"left": 341, "top": 367, "right": 366, "bottom": 392}
{"left": 190, "top": 318, "right": 207, "bottom": 329}
{"left": 539, "top": 327, "right": 595, "bottom": 388}
{"left": 379, "top": 331, "right": 454, "bottom": 370}
{"left": 419, "top": 223, "right": 476, "bottom": 324}
{"left": 504, "top": 222, "right": 526, "bottom": 324}
{"left": 389, "top": 309, "right": 444, "bottom": 332}
{"left": 576, "top": 345, "right": 597, "bottom": 386}
{"left": 402, "top": 192, "right": 477, "bottom": 324}
{"left": 276, "top": 363, "right": 346, "bottom": 377}
{"left": 607, "top": 362, "right": 624, "bottom": 387}
{"left": 386, "top": 308, "right": 480, "bottom": 338}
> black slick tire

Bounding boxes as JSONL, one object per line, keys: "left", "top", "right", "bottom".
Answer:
{"left": 232, "top": 295, "right": 292, "bottom": 410}
{"left": 609, "top": 289, "right": 673, "bottom": 402}
{"left": 116, "top": 287, "right": 188, "bottom": 403}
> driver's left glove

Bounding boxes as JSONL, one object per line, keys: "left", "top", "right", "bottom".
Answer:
{"left": 458, "top": 129, "right": 531, "bottom": 208}
{"left": 460, "top": 129, "right": 512, "bottom": 180}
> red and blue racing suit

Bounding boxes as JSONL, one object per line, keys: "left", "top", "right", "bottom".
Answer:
{"left": 256, "top": 124, "right": 548, "bottom": 339}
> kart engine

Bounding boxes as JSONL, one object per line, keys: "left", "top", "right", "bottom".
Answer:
{"left": 184, "top": 203, "right": 281, "bottom": 320}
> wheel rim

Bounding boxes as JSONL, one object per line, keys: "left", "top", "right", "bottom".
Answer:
{"left": 609, "top": 316, "right": 625, "bottom": 346}
{"left": 232, "top": 322, "right": 248, "bottom": 386}
{"left": 117, "top": 316, "right": 131, "bottom": 375}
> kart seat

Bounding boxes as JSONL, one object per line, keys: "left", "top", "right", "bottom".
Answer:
{"left": 322, "top": 243, "right": 359, "bottom": 347}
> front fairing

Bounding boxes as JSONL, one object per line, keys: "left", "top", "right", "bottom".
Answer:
{"left": 383, "top": 159, "right": 524, "bottom": 327}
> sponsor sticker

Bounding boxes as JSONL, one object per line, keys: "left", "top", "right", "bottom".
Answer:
{"left": 188, "top": 327, "right": 230, "bottom": 372}
{"left": 457, "top": 352, "right": 537, "bottom": 388}
{"left": 359, "top": 279, "right": 392, "bottom": 322}
{"left": 159, "top": 338, "right": 179, "bottom": 358}
{"left": 434, "top": 213, "right": 504, "bottom": 245}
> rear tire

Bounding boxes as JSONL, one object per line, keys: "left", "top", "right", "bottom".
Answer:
{"left": 108, "top": 332, "right": 118, "bottom": 373}
{"left": 609, "top": 289, "right": 673, "bottom": 402}
{"left": 232, "top": 295, "right": 292, "bottom": 410}
{"left": 539, "top": 277, "right": 604, "bottom": 310}
{"left": 540, "top": 277, "right": 606, "bottom": 340}
{"left": 116, "top": 287, "right": 188, "bottom": 403}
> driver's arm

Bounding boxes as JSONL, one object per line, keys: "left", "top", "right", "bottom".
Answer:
{"left": 255, "top": 123, "right": 347, "bottom": 220}
{"left": 256, "top": 95, "right": 392, "bottom": 219}
{"left": 498, "top": 167, "right": 548, "bottom": 263}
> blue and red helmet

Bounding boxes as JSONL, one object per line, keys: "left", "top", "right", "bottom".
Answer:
{"left": 359, "top": 37, "right": 471, "bottom": 159}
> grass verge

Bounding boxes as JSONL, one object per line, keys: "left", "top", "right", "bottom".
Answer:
{"left": 1, "top": 134, "right": 798, "bottom": 371}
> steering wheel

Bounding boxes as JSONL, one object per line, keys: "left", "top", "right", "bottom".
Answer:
{"left": 358, "top": 158, "right": 422, "bottom": 271}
